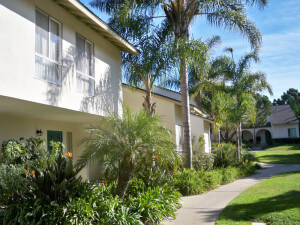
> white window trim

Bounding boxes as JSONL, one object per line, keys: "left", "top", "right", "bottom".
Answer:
{"left": 75, "top": 33, "right": 95, "bottom": 95}
{"left": 35, "top": 8, "right": 63, "bottom": 86}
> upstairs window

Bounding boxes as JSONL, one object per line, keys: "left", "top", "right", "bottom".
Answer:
{"left": 75, "top": 34, "right": 95, "bottom": 96}
{"left": 35, "top": 9, "right": 62, "bottom": 85}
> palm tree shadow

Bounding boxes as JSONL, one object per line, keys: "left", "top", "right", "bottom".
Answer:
{"left": 257, "top": 153, "right": 300, "bottom": 164}
{"left": 219, "top": 190, "right": 300, "bottom": 222}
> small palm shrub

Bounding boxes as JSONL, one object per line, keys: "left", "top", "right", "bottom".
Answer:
{"left": 78, "top": 106, "right": 180, "bottom": 199}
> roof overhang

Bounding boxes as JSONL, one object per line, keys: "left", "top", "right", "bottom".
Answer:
{"left": 53, "top": 0, "right": 139, "bottom": 55}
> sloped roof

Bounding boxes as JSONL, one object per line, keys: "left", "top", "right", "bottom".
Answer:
{"left": 151, "top": 86, "right": 197, "bottom": 107}
{"left": 53, "top": 0, "right": 139, "bottom": 55}
{"left": 271, "top": 105, "right": 299, "bottom": 125}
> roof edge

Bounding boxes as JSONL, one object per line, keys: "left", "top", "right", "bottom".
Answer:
{"left": 54, "top": 0, "right": 139, "bottom": 55}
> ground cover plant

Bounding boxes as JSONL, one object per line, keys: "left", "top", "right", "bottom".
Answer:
{"left": 254, "top": 144, "right": 300, "bottom": 164}
{"left": 216, "top": 171, "right": 300, "bottom": 225}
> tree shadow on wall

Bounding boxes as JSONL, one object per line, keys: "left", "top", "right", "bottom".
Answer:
{"left": 80, "top": 67, "right": 122, "bottom": 117}
{"left": 47, "top": 45, "right": 75, "bottom": 106}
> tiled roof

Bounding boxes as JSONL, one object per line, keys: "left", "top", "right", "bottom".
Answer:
{"left": 271, "top": 105, "right": 299, "bottom": 125}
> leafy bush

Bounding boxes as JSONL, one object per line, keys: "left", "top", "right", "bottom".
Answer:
{"left": 213, "top": 143, "right": 255, "bottom": 168}
{"left": 221, "top": 167, "right": 240, "bottom": 184}
{"left": 169, "top": 163, "right": 257, "bottom": 196}
{"left": 63, "top": 180, "right": 181, "bottom": 225}
{"left": 193, "top": 152, "right": 214, "bottom": 171}
{"left": 201, "top": 170, "right": 222, "bottom": 190}
{"left": 1, "top": 138, "right": 49, "bottom": 170}
{"left": 213, "top": 143, "right": 237, "bottom": 168}
{"left": 126, "top": 179, "right": 181, "bottom": 224}
{"left": 239, "top": 163, "right": 257, "bottom": 177}
{"left": 1, "top": 139, "right": 84, "bottom": 224}
{"left": 169, "top": 169, "right": 204, "bottom": 196}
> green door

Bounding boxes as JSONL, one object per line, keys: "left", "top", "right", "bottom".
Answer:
{"left": 47, "top": 130, "right": 63, "bottom": 151}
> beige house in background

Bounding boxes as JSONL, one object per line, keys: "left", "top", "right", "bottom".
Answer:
{"left": 0, "top": 0, "right": 138, "bottom": 180}
{"left": 123, "top": 84, "right": 213, "bottom": 153}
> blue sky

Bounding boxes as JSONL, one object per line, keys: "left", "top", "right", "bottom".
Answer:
{"left": 80, "top": 0, "right": 300, "bottom": 101}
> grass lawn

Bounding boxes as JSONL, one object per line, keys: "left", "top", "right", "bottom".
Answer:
{"left": 216, "top": 171, "right": 300, "bottom": 225}
{"left": 254, "top": 144, "right": 300, "bottom": 164}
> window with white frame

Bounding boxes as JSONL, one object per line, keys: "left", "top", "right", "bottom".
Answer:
{"left": 288, "top": 128, "right": 297, "bottom": 138}
{"left": 175, "top": 124, "right": 184, "bottom": 151}
{"left": 75, "top": 34, "right": 95, "bottom": 96}
{"left": 35, "top": 9, "right": 62, "bottom": 85}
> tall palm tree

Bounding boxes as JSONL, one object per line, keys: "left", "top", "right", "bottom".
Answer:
{"left": 77, "top": 106, "right": 178, "bottom": 199}
{"left": 209, "top": 49, "right": 273, "bottom": 161}
{"left": 90, "top": 0, "right": 268, "bottom": 168}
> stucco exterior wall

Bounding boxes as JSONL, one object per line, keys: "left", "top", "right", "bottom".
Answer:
{"left": 272, "top": 123, "right": 299, "bottom": 138}
{"left": 0, "top": 0, "right": 122, "bottom": 117}
{"left": 190, "top": 114, "right": 211, "bottom": 153}
{"left": 122, "top": 87, "right": 177, "bottom": 138}
{"left": 123, "top": 86, "right": 212, "bottom": 153}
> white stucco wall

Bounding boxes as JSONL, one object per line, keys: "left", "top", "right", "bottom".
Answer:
{"left": 272, "top": 123, "right": 299, "bottom": 138}
{"left": 190, "top": 114, "right": 211, "bottom": 153}
{"left": 0, "top": 0, "right": 122, "bottom": 117}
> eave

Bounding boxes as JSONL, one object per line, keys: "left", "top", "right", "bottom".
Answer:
{"left": 53, "top": 0, "right": 139, "bottom": 55}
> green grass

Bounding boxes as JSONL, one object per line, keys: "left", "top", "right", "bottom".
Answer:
{"left": 216, "top": 171, "right": 300, "bottom": 225}
{"left": 254, "top": 144, "right": 300, "bottom": 164}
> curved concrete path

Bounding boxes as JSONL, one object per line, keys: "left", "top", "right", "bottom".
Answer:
{"left": 163, "top": 163, "right": 300, "bottom": 225}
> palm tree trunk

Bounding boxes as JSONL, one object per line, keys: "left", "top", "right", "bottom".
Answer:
{"left": 116, "top": 156, "right": 134, "bottom": 199}
{"left": 143, "top": 75, "right": 156, "bottom": 114}
{"left": 180, "top": 58, "right": 193, "bottom": 168}
{"left": 235, "top": 126, "right": 240, "bottom": 162}
{"left": 239, "top": 123, "right": 242, "bottom": 148}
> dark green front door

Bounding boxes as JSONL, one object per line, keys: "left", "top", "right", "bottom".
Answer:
{"left": 47, "top": 130, "right": 63, "bottom": 151}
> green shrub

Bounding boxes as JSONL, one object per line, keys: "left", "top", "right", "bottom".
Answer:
{"left": 221, "top": 167, "right": 240, "bottom": 184}
{"left": 239, "top": 163, "right": 257, "bottom": 177}
{"left": 126, "top": 182, "right": 181, "bottom": 224}
{"left": 193, "top": 152, "right": 214, "bottom": 171}
{"left": 169, "top": 169, "right": 204, "bottom": 196}
{"left": 1, "top": 138, "right": 48, "bottom": 170}
{"left": 213, "top": 143, "right": 237, "bottom": 168}
{"left": 213, "top": 143, "right": 255, "bottom": 168}
{"left": 201, "top": 170, "right": 222, "bottom": 190}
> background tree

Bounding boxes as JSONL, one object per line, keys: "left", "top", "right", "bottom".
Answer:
{"left": 77, "top": 106, "right": 179, "bottom": 199}
{"left": 90, "top": 0, "right": 268, "bottom": 168}
{"left": 273, "top": 88, "right": 300, "bottom": 120}
{"left": 244, "top": 94, "right": 272, "bottom": 144}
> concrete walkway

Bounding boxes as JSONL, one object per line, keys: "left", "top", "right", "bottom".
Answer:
{"left": 163, "top": 163, "right": 300, "bottom": 225}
